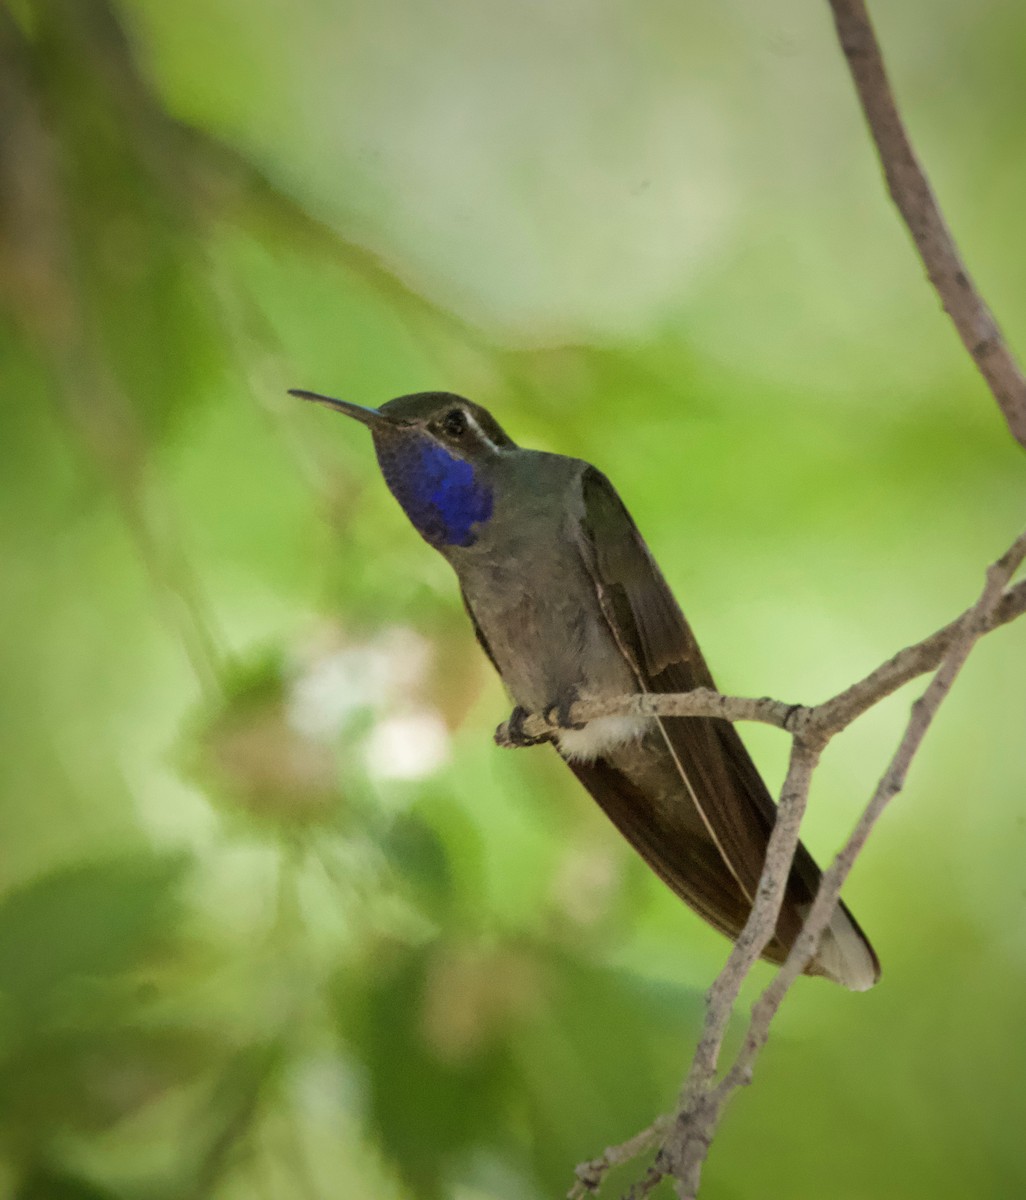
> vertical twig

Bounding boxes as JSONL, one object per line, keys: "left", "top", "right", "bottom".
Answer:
{"left": 828, "top": 0, "right": 1026, "bottom": 449}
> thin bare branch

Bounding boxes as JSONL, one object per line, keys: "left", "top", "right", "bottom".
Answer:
{"left": 497, "top": 689, "right": 801, "bottom": 744}
{"left": 683, "top": 741, "right": 821, "bottom": 1088}
{"left": 828, "top": 0, "right": 1026, "bottom": 449}
{"left": 655, "top": 741, "right": 821, "bottom": 1196}
{"left": 568, "top": 1116, "right": 669, "bottom": 1199}
{"left": 501, "top": 573, "right": 1026, "bottom": 748}
{"left": 568, "top": 745, "right": 822, "bottom": 1198}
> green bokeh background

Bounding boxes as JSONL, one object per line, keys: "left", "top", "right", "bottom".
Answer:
{"left": 1, "top": 1, "right": 1024, "bottom": 1197}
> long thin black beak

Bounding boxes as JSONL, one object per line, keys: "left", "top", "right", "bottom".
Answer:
{"left": 289, "top": 389, "right": 393, "bottom": 427}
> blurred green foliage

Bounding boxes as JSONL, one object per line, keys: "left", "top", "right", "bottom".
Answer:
{"left": 1, "top": 0, "right": 1024, "bottom": 1197}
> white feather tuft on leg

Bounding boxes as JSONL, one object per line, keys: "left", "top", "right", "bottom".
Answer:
{"left": 556, "top": 715, "right": 651, "bottom": 763}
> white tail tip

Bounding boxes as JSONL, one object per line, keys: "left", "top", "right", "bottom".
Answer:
{"left": 813, "top": 905, "right": 880, "bottom": 992}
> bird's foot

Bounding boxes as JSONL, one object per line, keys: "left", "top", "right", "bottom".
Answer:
{"left": 544, "top": 685, "right": 585, "bottom": 731}
{"left": 494, "top": 706, "right": 550, "bottom": 749}
{"left": 494, "top": 689, "right": 586, "bottom": 749}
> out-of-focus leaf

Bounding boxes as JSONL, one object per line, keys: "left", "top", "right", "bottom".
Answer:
{"left": 382, "top": 813, "right": 454, "bottom": 924}
{"left": 0, "top": 1021, "right": 215, "bottom": 1138}
{"left": 335, "top": 938, "right": 518, "bottom": 1199}
{"left": 17, "top": 1168, "right": 124, "bottom": 1200}
{"left": 188, "top": 653, "right": 348, "bottom": 833}
{"left": 514, "top": 952, "right": 703, "bottom": 1193}
{"left": 335, "top": 936, "right": 704, "bottom": 1198}
{"left": 21, "top": 0, "right": 222, "bottom": 443}
{"left": 0, "top": 854, "right": 215, "bottom": 1146}
{"left": 181, "top": 1040, "right": 286, "bottom": 1199}
{"left": 384, "top": 798, "right": 488, "bottom": 927}
{"left": 0, "top": 854, "right": 186, "bottom": 1020}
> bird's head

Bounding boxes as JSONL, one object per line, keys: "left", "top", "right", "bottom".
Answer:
{"left": 291, "top": 389, "right": 517, "bottom": 548}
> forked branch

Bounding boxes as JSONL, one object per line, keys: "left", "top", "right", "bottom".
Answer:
{"left": 563, "top": 532, "right": 1025, "bottom": 1200}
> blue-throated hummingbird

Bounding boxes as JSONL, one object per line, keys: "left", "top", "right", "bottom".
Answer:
{"left": 292, "top": 388, "right": 879, "bottom": 990}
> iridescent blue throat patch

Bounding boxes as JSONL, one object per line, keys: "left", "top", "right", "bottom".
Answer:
{"left": 375, "top": 435, "right": 493, "bottom": 547}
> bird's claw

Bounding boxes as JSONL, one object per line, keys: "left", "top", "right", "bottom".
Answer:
{"left": 495, "top": 689, "right": 585, "bottom": 748}
{"left": 494, "top": 705, "right": 550, "bottom": 748}
{"left": 545, "top": 686, "right": 585, "bottom": 731}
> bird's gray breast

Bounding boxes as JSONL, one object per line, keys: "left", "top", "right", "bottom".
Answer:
{"left": 446, "top": 455, "right": 643, "bottom": 755}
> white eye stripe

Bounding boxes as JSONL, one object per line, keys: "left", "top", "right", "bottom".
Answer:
{"left": 463, "top": 410, "right": 500, "bottom": 453}
{"left": 433, "top": 406, "right": 508, "bottom": 454}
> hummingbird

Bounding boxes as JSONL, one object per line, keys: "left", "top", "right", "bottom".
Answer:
{"left": 292, "top": 388, "right": 879, "bottom": 990}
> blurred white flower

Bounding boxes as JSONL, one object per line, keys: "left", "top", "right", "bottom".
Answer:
{"left": 287, "top": 625, "right": 434, "bottom": 738}
{"left": 364, "top": 711, "right": 451, "bottom": 781}
{"left": 287, "top": 623, "right": 450, "bottom": 780}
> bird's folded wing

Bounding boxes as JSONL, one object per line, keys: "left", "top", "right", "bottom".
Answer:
{"left": 574, "top": 466, "right": 801, "bottom": 910}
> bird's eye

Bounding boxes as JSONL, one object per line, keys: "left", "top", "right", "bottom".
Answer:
{"left": 442, "top": 408, "right": 468, "bottom": 438}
